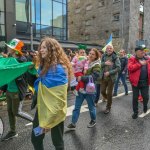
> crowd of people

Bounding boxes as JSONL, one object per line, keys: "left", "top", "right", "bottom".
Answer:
{"left": 0, "top": 37, "right": 150, "bottom": 150}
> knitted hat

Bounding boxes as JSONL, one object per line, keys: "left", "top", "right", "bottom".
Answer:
{"left": 5, "top": 38, "right": 24, "bottom": 55}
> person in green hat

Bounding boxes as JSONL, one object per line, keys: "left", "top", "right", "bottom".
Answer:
{"left": 1, "top": 38, "right": 33, "bottom": 141}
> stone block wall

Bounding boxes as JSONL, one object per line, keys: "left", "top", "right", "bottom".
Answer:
{"left": 68, "top": 0, "right": 141, "bottom": 53}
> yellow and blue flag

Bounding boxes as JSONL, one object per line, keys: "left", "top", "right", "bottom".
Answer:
{"left": 34, "top": 64, "right": 68, "bottom": 129}
{"left": 102, "top": 34, "right": 113, "bottom": 52}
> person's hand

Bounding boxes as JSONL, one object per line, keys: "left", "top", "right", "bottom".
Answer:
{"left": 77, "top": 76, "right": 81, "bottom": 82}
{"left": 83, "top": 70, "right": 87, "bottom": 75}
{"left": 105, "top": 60, "right": 113, "bottom": 66}
{"left": 139, "top": 60, "right": 147, "bottom": 65}
{"left": 104, "top": 72, "right": 110, "bottom": 77}
{"left": 43, "top": 128, "right": 50, "bottom": 133}
{"left": 1, "top": 52, "right": 8, "bottom": 58}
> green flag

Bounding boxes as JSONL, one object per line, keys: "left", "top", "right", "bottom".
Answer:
{"left": 0, "top": 57, "right": 33, "bottom": 87}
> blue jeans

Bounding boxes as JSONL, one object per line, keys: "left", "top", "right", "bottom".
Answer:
{"left": 72, "top": 92, "right": 96, "bottom": 124}
{"left": 113, "top": 73, "right": 128, "bottom": 95}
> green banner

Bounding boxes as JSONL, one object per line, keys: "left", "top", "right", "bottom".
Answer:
{"left": 0, "top": 57, "right": 33, "bottom": 87}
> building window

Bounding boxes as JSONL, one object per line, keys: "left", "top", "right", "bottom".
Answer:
{"left": 15, "top": 0, "right": 67, "bottom": 41}
{"left": 86, "top": 4, "right": 92, "bottom": 11}
{"left": 112, "top": 30, "right": 120, "bottom": 38}
{"left": 99, "top": 0, "right": 105, "bottom": 7}
{"left": 113, "top": 13, "right": 120, "bottom": 21}
{"left": 113, "top": 0, "right": 120, "bottom": 3}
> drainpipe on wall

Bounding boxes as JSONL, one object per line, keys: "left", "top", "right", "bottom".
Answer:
{"left": 30, "top": 0, "right": 33, "bottom": 51}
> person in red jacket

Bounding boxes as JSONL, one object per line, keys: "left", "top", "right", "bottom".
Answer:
{"left": 128, "top": 46, "right": 150, "bottom": 119}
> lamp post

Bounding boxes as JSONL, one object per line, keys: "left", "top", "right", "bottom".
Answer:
{"left": 30, "top": 0, "right": 33, "bottom": 51}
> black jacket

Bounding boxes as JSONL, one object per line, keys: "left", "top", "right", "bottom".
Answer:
{"left": 15, "top": 56, "right": 28, "bottom": 101}
{"left": 119, "top": 56, "right": 128, "bottom": 74}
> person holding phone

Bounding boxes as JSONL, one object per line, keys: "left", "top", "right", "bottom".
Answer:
{"left": 31, "top": 37, "right": 72, "bottom": 150}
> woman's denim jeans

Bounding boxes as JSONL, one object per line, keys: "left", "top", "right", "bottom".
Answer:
{"left": 114, "top": 73, "right": 128, "bottom": 95}
{"left": 71, "top": 92, "right": 96, "bottom": 124}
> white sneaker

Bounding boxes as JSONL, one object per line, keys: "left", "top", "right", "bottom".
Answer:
{"left": 79, "top": 88, "right": 86, "bottom": 94}
{"left": 70, "top": 78, "right": 78, "bottom": 87}
{"left": 102, "top": 97, "right": 107, "bottom": 102}
{"left": 73, "top": 90, "right": 78, "bottom": 96}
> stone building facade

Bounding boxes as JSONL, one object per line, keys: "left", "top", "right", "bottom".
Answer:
{"left": 68, "top": 0, "right": 142, "bottom": 53}
{"left": 143, "top": 0, "right": 150, "bottom": 49}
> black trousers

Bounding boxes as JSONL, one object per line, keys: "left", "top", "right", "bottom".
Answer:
{"left": 31, "top": 110, "right": 64, "bottom": 150}
{"left": 132, "top": 85, "right": 149, "bottom": 114}
{"left": 95, "top": 84, "right": 101, "bottom": 104}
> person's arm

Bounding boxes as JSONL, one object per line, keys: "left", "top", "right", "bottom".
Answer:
{"left": 100, "top": 55, "right": 105, "bottom": 68}
{"left": 128, "top": 57, "right": 141, "bottom": 73}
{"left": 122, "top": 57, "right": 128, "bottom": 73}
{"left": 81, "top": 65, "right": 100, "bottom": 83}
{"left": 109, "top": 57, "right": 121, "bottom": 75}
{"left": 1, "top": 52, "right": 8, "bottom": 58}
{"left": 71, "top": 56, "right": 77, "bottom": 66}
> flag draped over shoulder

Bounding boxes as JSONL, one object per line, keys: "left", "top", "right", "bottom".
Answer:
{"left": 34, "top": 64, "right": 68, "bottom": 129}
{"left": 0, "top": 57, "right": 33, "bottom": 87}
{"left": 102, "top": 34, "right": 113, "bottom": 52}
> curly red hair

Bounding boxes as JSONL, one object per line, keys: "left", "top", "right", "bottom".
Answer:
{"left": 38, "top": 37, "right": 73, "bottom": 80}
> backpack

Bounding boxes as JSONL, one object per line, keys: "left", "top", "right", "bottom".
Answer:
{"left": 86, "top": 76, "right": 96, "bottom": 94}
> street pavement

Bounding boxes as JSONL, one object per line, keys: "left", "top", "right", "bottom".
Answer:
{"left": 1, "top": 83, "right": 150, "bottom": 150}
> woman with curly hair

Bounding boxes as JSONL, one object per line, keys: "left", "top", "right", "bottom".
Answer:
{"left": 31, "top": 37, "right": 73, "bottom": 150}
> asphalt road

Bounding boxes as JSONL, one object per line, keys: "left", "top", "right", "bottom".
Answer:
{"left": 1, "top": 83, "right": 150, "bottom": 150}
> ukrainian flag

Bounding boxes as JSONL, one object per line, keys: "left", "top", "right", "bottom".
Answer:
{"left": 34, "top": 64, "right": 68, "bottom": 129}
{"left": 102, "top": 34, "right": 113, "bottom": 52}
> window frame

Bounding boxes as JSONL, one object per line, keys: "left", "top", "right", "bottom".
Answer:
{"left": 113, "top": 0, "right": 120, "bottom": 4}
{"left": 98, "top": 0, "right": 105, "bottom": 7}
{"left": 15, "top": 0, "right": 68, "bottom": 41}
{"left": 112, "top": 12, "right": 120, "bottom": 21}
{"left": 112, "top": 30, "right": 120, "bottom": 38}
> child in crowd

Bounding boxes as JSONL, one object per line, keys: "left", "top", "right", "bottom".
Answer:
{"left": 71, "top": 47, "right": 88, "bottom": 96}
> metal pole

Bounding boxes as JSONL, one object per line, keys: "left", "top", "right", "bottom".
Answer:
{"left": 30, "top": 0, "right": 33, "bottom": 51}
